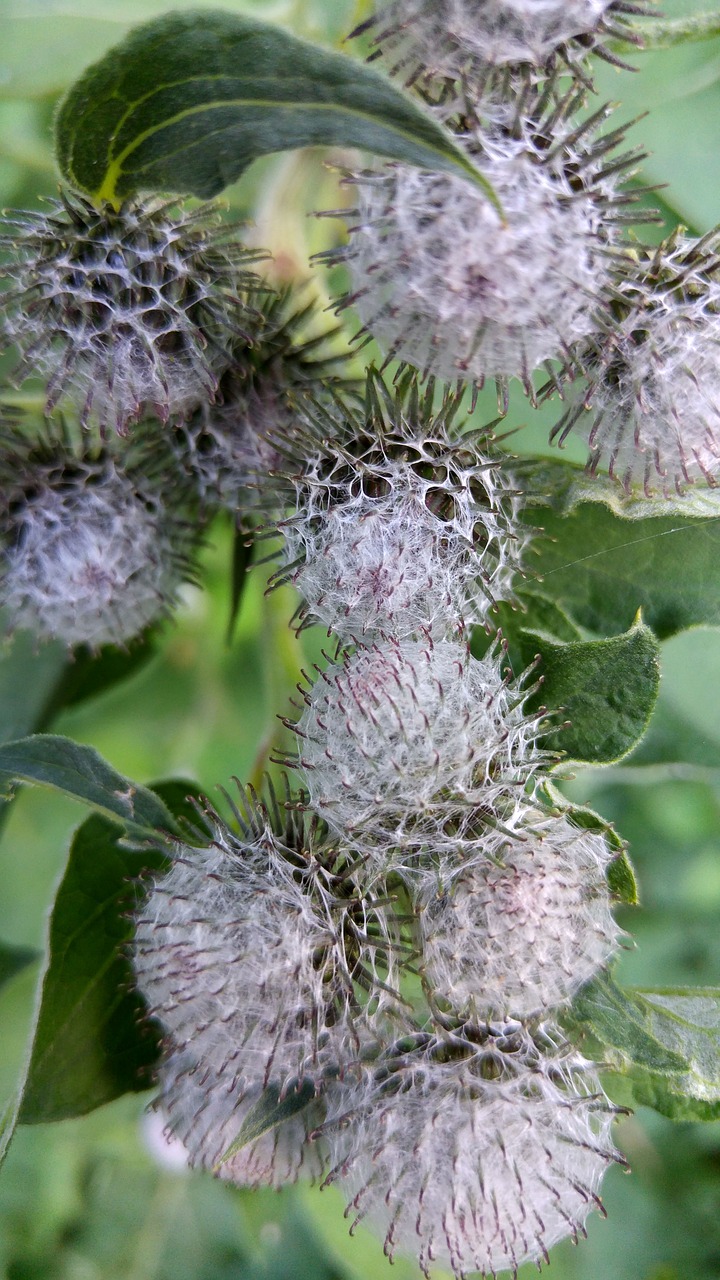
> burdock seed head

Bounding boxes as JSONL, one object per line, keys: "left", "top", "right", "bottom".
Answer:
{"left": 0, "top": 191, "right": 263, "bottom": 434}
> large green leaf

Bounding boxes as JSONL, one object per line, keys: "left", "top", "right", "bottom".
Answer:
{"left": 519, "top": 459, "right": 720, "bottom": 639}
{"left": 526, "top": 618, "right": 660, "bottom": 765}
{"left": 565, "top": 973, "right": 720, "bottom": 1121}
{"left": 54, "top": 10, "right": 495, "bottom": 208}
{"left": 0, "top": 735, "right": 178, "bottom": 841}
{"left": 18, "top": 813, "right": 168, "bottom": 1125}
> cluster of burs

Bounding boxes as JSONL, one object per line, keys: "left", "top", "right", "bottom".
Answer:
{"left": 1, "top": 0, "right": 718, "bottom": 1276}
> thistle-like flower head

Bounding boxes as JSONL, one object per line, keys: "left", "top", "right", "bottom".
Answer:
{"left": 167, "top": 286, "right": 357, "bottom": 511}
{"left": 420, "top": 807, "right": 623, "bottom": 1018}
{"left": 551, "top": 230, "right": 720, "bottom": 493}
{"left": 0, "top": 192, "right": 262, "bottom": 433}
{"left": 133, "top": 781, "right": 402, "bottom": 1106}
{"left": 290, "top": 637, "right": 545, "bottom": 876}
{"left": 354, "top": 0, "right": 654, "bottom": 87}
{"left": 323, "top": 95, "right": 644, "bottom": 402}
{"left": 323, "top": 1026, "right": 620, "bottom": 1278}
{"left": 274, "top": 371, "right": 526, "bottom": 639}
{"left": 0, "top": 415, "right": 197, "bottom": 649}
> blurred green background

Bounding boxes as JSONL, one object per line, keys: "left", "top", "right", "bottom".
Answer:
{"left": 1, "top": 1, "right": 720, "bottom": 1277}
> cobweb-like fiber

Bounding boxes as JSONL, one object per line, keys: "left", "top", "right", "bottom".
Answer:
{"left": 294, "top": 638, "right": 543, "bottom": 874}
{"left": 337, "top": 142, "right": 620, "bottom": 392}
{"left": 420, "top": 808, "right": 622, "bottom": 1017}
{"left": 277, "top": 379, "right": 526, "bottom": 639}
{"left": 0, "top": 193, "right": 261, "bottom": 433}
{"left": 0, "top": 460, "right": 188, "bottom": 648}
{"left": 324, "top": 1035, "right": 620, "bottom": 1278}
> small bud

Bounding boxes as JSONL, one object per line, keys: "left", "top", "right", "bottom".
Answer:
{"left": 133, "top": 785, "right": 400, "bottom": 1105}
{"left": 420, "top": 809, "right": 623, "bottom": 1018}
{"left": 168, "top": 286, "right": 356, "bottom": 511}
{"left": 0, "top": 192, "right": 262, "bottom": 434}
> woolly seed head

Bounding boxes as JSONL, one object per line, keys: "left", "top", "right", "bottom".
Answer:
{"left": 275, "top": 372, "right": 526, "bottom": 639}
{"left": 356, "top": 0, "right": 652, "bottom": 85}
{"left": 323, "top": 1031, "right": 620, "bottom": 1278}
{"left": 293, "top": 638, "right": 544, "bottom": 874}
{"left": 420, "top": 809, "right": 623, "bottom": 1018}
{"left": 0, "top": 418, "right": 196, "bottom": 649}
{"left": 155, "top": 1050, "right": 327, "bottom": 1188}
{"left": 327, "top": 100, "right": 641, "bottom": 399}
{"left": 0, "top": 192, "right": 262, "bottom": 434}
{"left": 551, "top": 233, "right": 720, "bottom": 493}
{"left": 167, "top": 286, "right": 357, "bottom": 511}
{"left": 133, "top": 781, "right": 402, "bottom": 1105}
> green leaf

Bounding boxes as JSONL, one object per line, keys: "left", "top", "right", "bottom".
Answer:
{"left": 18, "top": 813, "right": 167, "bottom": 1125}
{"left": 39, "top": 636, "right": 157, "bottom": 724}
{"left": 564, "top": 973, "right": 720, "bottom": 1121}
{"left": 527, "top": 618, "right": 660, "bottom": 765}
{"left": 615, "top": 12, "right": 720, "bottom": 52}
{"left": 519, "top": 459, "right": 720, "bottom": 640}
{"left": 0, "top": 633, "right": 67, "bottom": 747}
{"left": 216, "top": 1079, "right": 317, "bottom": 1169}
{"left": 0, "top": 735, "right": 178, "bottom": 841}
{"left": 606, "top": 848, "right": 639, "bottom": 906}
{"left": 54, "top": 10, "right": 496, "bottom": 209}
{"left": 0, "top": 941, "right": 38, "bottom": 993}
{"left": 0, "top": 776, "right": 197, "bottom": 1164}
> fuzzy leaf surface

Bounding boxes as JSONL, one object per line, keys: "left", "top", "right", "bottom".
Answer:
{"left": 18, "top": 813, "right": 168, "bottom": 1124}
{"left": 217, "top": 1080, "right": 317, "bottom": 1168}
{"left": 565, "top": 973, "right": 720, "bottom": 1120}
{"left": 526, "top": 619, "right": 660, "bottom": 764}
{"left": 520, "top": 459, "right": 720, "bottom": 639}
{"left": 55, "top": 10, "right": 494, "bottom": 207}
{"left": 0, "top": 735, "right": 178, "bottom": 840}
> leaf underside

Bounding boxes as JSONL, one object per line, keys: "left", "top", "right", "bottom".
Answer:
{"left": 565, "top": 973, "right": 720, "bottom": 1121}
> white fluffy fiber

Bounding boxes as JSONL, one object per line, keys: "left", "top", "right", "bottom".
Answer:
{"left": 371, "top": 0, "right": 616, "bottom": 73}
{"left": 281, "top": 412, "right": 524, "bottom": 640}
{"left": 133, "top": 820, "right": 399, "bottom": 1099}
{"left": 324, "top": 1045, "right": 618, "bottom": 1278}
{"left": 0, "top": 466, "right": 182, "bottom": 648}
{"left": 296, "top": 639, "right": 540, "bottom": 869}
{"left": 420, "top": 810, "right": 623, "bottom": 1017}
{"left": 577, "top": 297, "right": 720, "bottom": 492}
{"left": 157, "top": 1051, "right": 326, "bottom": 1188}
{"left": 344, "top": 149, "right": 613, "bottom": 389}
{"left": 0, "top": 197, "right": 255, "bottom": 434}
